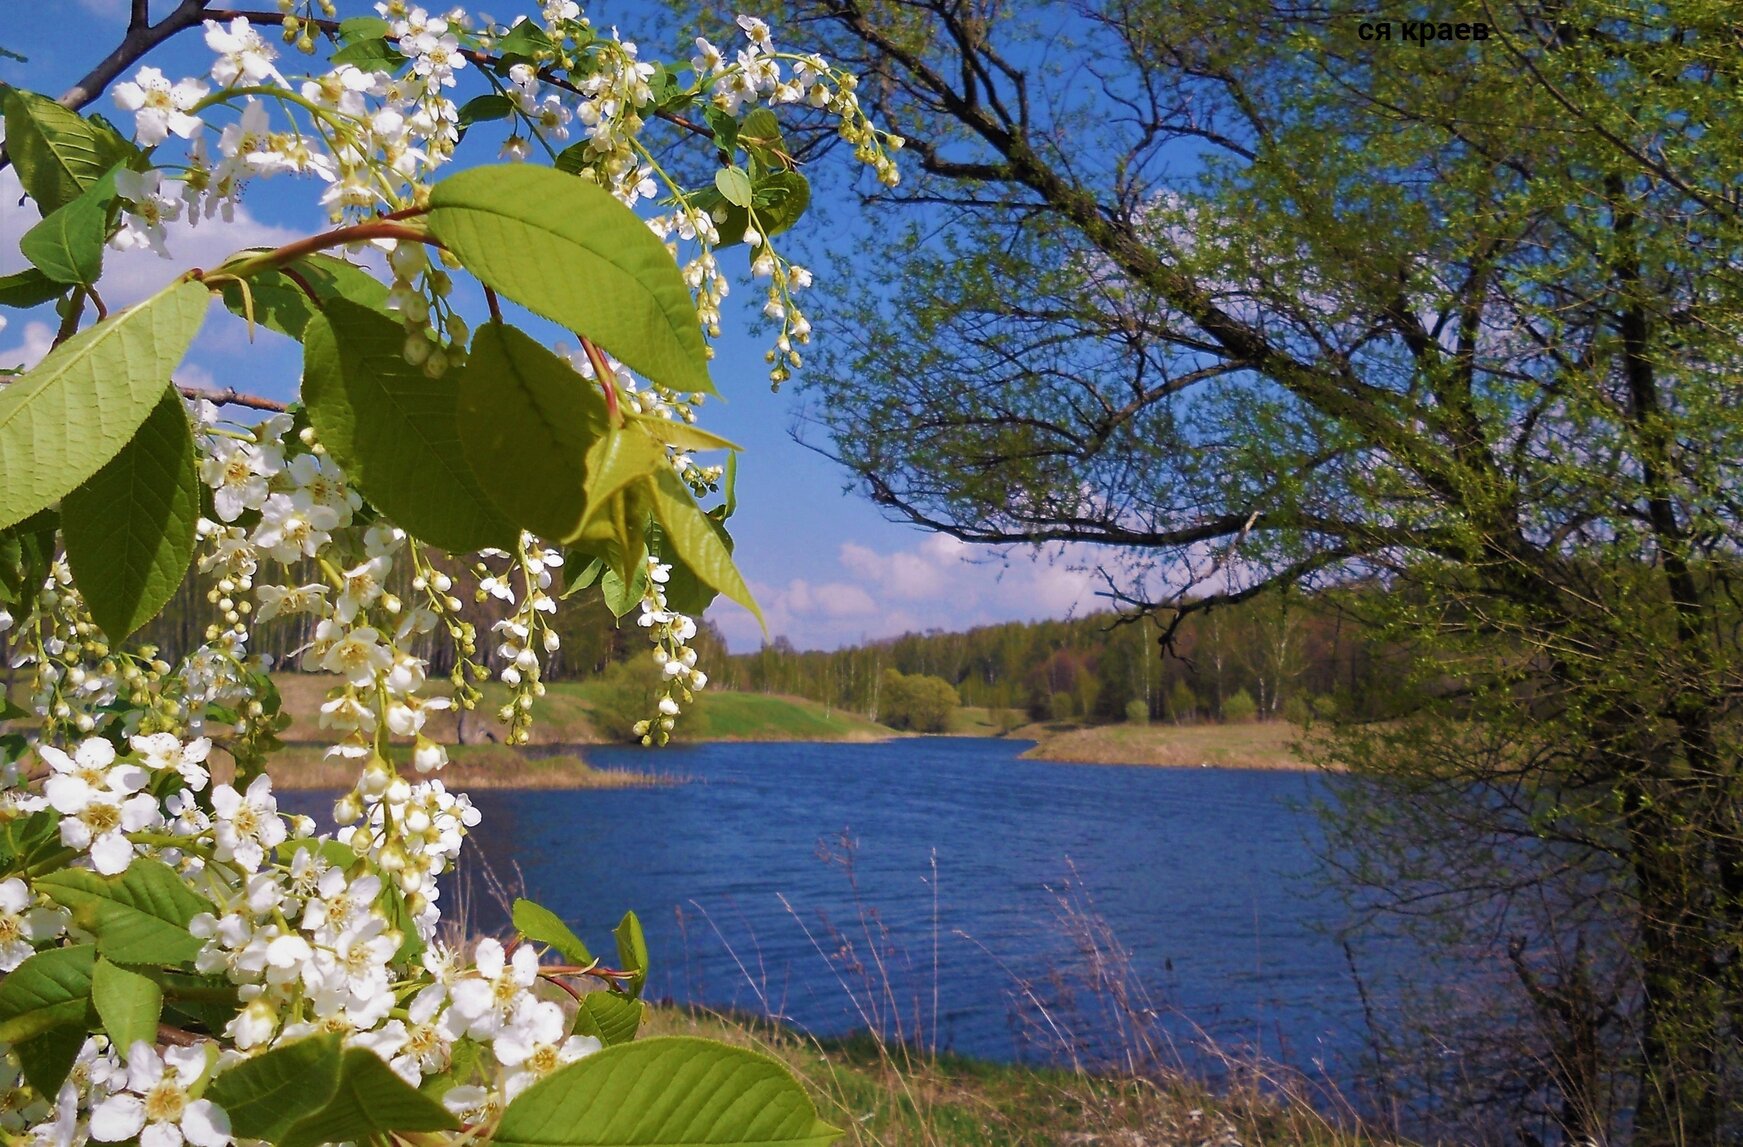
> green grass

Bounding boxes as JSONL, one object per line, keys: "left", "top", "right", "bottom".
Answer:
{"left": 643, "top": 1006, "right": 1395, "bottom": 1147}
{"left": 683, "top": 691, "right": 895, "bottom": 742}
{"left": 946, "top": 706, "right": 1028, "bottom": 736}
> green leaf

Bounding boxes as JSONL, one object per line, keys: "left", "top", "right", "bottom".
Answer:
{"left": 0, "top": 694, "right": 26, "bottom": 721}
{"left": 21, "top": 165, "right": 117, "bottom": 286}
{"left": 650, "top": 518, "right": 731, "bottom": 617}
{"left": 600, "top": 554, "right": 649, "bottom": 618}
{"left": 754, "top": 171, "right": 811, "bottom": 238}
{"left": 92, "top": 957, "right": 162, "bottom": 1051}
{"left": 613, "top": 910, "right": 648, "bottom": 998}
{"left": 331, "top": 37, "right": 406, "bottom": 68}
{"left": 1, "top": 86, "right": 138, "bottom": 212}
{"left": 0, "top": 267, "right": 69, "bottom": 309}
{"left": 493, "top": 1037, "right": 840, "bottom": 1147}
{"left": 573, "top": 990, "right": 643, "bottom": 1046}
{"left": 303, "top": 300, "right": 515, "bottom": 553}
{"left": 576, "top": 427, "right": 664, "bottom": 544}
{"left": 457, "top": 93, "right": 514, "bottom": 128}
{"left": 456, "top": 321, "right": 607, "bottom": 540}
{"left": 36, "top": 858, "right": 210, "bottom": 965}
{"left": 705, "top": 106, "right": 740, "bottom": 155}
{"left": 15, "top": 1025, "right": 87, "bottom": 1096}
{"left": 280, "top": 1047, "right": 459, "bottom": 1147}
{"left": 512, "top": 898, "right": 593, "bottom": 966}
{"left": 740, "top": 108, "right": 788, "bottom": 170}
{"left": 0, "top": 508, "right": 58, "bottom": 606}
{"left": 649, "top": 468, "right": 761, "bottom": 622}
{"left": 338, "top": 15, "right": 391, "bottom": 42}
{"left": 62, "top": 388, "right": 199, "bottom": 640}
{"left": 208, "top": 1033, "right": 344, "bottom": 1142}
{"left": 494, "top": 21, "right": 555, "bottom": 59}
{"left": 427, "top": 165, "right": 715, "bottom": 396}
{"left": 0, "top": 944, "right": 96, "bottom": 1043}
{"left": 0, "top": 279, "right": 208, "bottom": 531}
{"left": 714, "top": 166, "right": 753, "bottom": 209}
{"left": 629, "top": 415, "right": 740, "bottom": 454}
{"left": 218, "top": 252, "right": 390, "bottom": 341}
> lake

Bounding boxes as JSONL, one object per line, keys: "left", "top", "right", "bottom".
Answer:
{"left": 434, "top": 736, "right": 1386, "bottom": 1084}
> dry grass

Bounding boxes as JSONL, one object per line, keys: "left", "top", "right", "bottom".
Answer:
{"left": 248, "top": 743, "right": 680, "bottom": 790}
{"left": 645, "top": 1005, "right": 1398, "bottom": 1147}
{"left": 1017, "top": 720, "right": 1331, "bottom": 771}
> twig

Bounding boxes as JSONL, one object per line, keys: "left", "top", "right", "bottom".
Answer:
{"left": 57, "top": 0, "right": 211, "bottom": 113}
{"left": 580, "top": 336, "right": 622, "bottom": 425}
{"left": 484, "top": 285, "right": 503, "bottom": 324}
{"left": 177, "top": 385, "right": 288, "bottom": 412}
{"left": 52, "top": 290, "right": 87, "bottom": 348}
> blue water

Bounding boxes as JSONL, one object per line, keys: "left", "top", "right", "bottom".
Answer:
{"left": 436, "top": 737, "right": 1373, "bottom": 1079}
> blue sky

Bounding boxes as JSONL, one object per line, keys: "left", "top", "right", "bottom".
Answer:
{"left": 0, "top": 1, "right": 1110, "bottom": 650}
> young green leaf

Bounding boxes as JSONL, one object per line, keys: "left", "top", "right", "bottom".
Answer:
{"left": 62, "top": 388, "right": 199, "bottom": 640}
{"left": 427, "top": 165, "right": 715, "bottom": 396}
{"left": 492, "top": 1037, "right": 840, "bottom": 1147}
{"left": 630, "top": 413, "right": 740, "bottom": 454}
{"left": 20, "top": 166, "right": 118, "bottom": 286}
{"left": 599, "top": 552, "right": 649, "bottom": 618}
{"left": 0, "top": 278, "right": 208, "bottom": 531}
{"left": 303, "top": 300, "right": 516, "bottom": 553}
{"left": 613, "top": 910, "right": 648, "bottom": 998}
{"left": 0, "top": 944, "right": 96, "bottom": 1044}
{"left": 715, "top": 165, "right": 754, "bottom": 208}
{"left": 91, "top": 957, "right": 162, "bottom": 1050}
{"left": 1, "top": 86, "right": 137, "bottom": 212}
{"left": 572, "top": 990, "right": 643, "bottom": 1046}
{"left": 36, "top": 858, "right": 210, "bottom": 965}
{"left": 207, "top": 1033, "right": 345, "bottom": 1142}
{"left": 512, "top": 898, "right": 593, "bottom": 966}
{"left": 649, "top": 468, "right": 762, "bottom": 623}
{"left": 456, "top": 321, "right": 608, "bottom": 540}
{"left": 457, "top": 93, "right": 514, "bottom": 128}
{"left": 574, "top": 427, "right": 664, "bottom": 544}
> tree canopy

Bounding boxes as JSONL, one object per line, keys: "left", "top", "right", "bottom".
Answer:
{"left": 780, "top": 2, "right": 1743, "bottom": 1140}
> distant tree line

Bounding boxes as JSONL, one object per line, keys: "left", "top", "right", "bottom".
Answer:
{"left": 711, "top": 587, "right": 1382, "bottom": 725}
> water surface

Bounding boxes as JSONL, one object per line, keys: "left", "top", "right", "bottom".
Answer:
{"left": 445, "top": 737, "right": 1372, "bottom": 1076}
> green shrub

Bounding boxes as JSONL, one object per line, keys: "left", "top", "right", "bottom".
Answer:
{"left": 1124, "top": 697, "right": 1150, "bottom": 724}
{"left": 590, "top": 657, "right": 665, "bottom": 742}
{"left": 878, "top": 668, "right": 960, "bottom": 732}
{"left": 1167, "top": 679, "right": 1198, "bottom": 723}
{"left": 1221, "top": 687, "right": 1258, "bottom": 723}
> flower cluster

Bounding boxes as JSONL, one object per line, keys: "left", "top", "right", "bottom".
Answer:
{"left": 0, "top": 4, "right": 897, "bottom": 1142}
{"left": 0, "top": 723, "right": 606, "bottom": 1142}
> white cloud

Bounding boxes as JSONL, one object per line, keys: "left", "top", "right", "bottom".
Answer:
{"left": 711, "top": 534, "right": 1108, "bottom": 651}
{"left": 0, "top": 320, "right": 58, "bottom": 372}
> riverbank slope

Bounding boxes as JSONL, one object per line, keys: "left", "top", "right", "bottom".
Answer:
{"left": 269, "top": 674, "right": 896, "bottom": 746}
{"left": 646, "top": 1005, "right": 1390, "bottom": 1147}
{"left": 1017, "top": 719, "right": 1318, "bottom": 770}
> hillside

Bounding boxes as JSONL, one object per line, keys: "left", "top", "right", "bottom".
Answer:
{"left": 268, "top": 674, "right": 897, "bottom": 747}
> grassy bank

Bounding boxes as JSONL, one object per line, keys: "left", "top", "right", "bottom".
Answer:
{"left": 272, "top": 674, "right": 898, "bottom": 745}
{"left": 248, "top": 743, "right": 679, "bottom": 790}
{"left": 682, "top": 691, "right": 895, "bottom": 742}
{"left": 644, "top": 1006, "right": 1392, "bottom": 1147}
{"left": 1019, "top": 719, "right": 1319, "bottom": 770}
